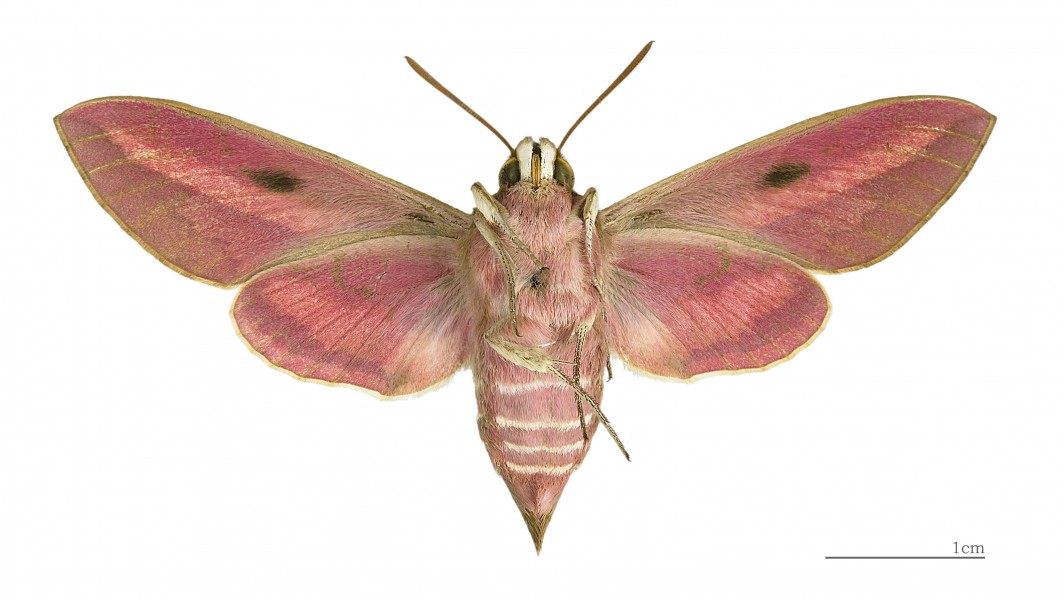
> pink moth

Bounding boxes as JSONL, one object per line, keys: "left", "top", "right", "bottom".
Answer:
{"left": 55, "top": 44, "right": 994, "bottom": 552}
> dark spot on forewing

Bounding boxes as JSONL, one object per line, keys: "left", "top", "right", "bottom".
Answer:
{"left": 761, "top": 162, "right": 810, "bottom": 188}
{"left": 247, "top": 169, "right": 303, "bottom": 192}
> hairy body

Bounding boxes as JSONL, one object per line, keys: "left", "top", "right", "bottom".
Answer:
{"left": 467, "top": 180, "right": 606, "bottom": 544}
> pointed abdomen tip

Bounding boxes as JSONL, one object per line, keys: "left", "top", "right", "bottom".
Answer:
{"left": 521, "top": 508, "right": 555, "bottom": 554}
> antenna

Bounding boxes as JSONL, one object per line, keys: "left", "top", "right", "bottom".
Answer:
{"left": 405, "top": 56, "right": 515, "bottom": 155}
{"left": 557, "top": 41, "right": 653, "bottom": 151}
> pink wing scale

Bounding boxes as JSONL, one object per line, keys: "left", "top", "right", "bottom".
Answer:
{"left": 605, "top": 229, "right": 829, "bottom": 379}
{"left": 57, "top": 98, "right": 468, "bottom": 286}
{"left": 233, "top": 235, "right": 470, "bottom": 396}
{"left": 601, "top": 97, "right": 994, "bottom": 272}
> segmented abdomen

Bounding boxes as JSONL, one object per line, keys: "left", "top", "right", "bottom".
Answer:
{"left": 474, "top": 329, "right": 605, "bottom": 519}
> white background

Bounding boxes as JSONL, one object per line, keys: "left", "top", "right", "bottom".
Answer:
{"left": 2, "top": 0, "right": 1060, "bottom": 598}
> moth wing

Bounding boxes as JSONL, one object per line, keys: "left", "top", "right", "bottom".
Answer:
{"left": 600, "top": 96, "right": 994, "bottom": 272}
{"left": 232, "top": 234, "right": 470, "bottom": 397}
{"left": 603, "top": 229, "right": 829, "bottom": 379}
{"left": 56, "top": 97, "right": 470, "bottom": 286}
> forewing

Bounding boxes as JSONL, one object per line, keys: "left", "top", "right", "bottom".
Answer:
{"left": 233, "top": 235, "right": 470, "bottom": 397}
{"left": 601, "top": 97, "right": 994, "bottom": 272}
{"left": 56, "top": 97, "right": 470, "bottom": 286}
{"left": 604, "top": 229, "right": 829, "bottom": 379}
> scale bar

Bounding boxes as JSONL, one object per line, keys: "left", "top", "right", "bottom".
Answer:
{"left": 826, "top": 556, "right": 985, "bottom": 560}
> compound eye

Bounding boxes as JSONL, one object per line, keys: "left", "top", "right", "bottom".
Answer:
{"left": 498, "top": 156, "right": 520, "bottom": 189}
{"left": 553, "top": 156, "right": 574, "bottom": 189}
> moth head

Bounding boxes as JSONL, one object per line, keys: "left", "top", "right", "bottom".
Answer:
{"left": 499, "top": 137, "right": 574, "bottom": 191}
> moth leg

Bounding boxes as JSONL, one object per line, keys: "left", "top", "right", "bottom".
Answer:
{"left": 485, "top": 330, "right": 630, "bottom": 461}
{"left": 580, "top": 188, "right": 599, "bottom": 274}
{"left": 579, "top": 188, "right": 613, "bottom": 381}
{"left": 600, "top": 305, "right": 614, "bottom": 382}
{"left": 472, "top": 183, "right": 549, "bottom": 283}
{"left": 473, "top": 210, "right": 520, "bottom": 336}
{"left": 573, "top": 325, "right": 588, "bottom": 442}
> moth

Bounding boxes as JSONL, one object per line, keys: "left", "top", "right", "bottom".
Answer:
{"left": 56, "top": 43, "right": 994, "bottom": 552}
